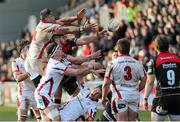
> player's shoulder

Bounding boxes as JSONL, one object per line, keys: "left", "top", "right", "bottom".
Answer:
{"left": 48, "top": 58, "right": 67, "bottom": 70}
{"left": 12, "top": 57, "right": 24, "bottom": 64}
{"left": 36, "top": 22, "right": 60, "bottom": 31}
{"left": 48, "top": 58, "right": 60, "bottom": 66}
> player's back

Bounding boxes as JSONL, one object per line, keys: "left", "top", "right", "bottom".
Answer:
{"left": 154, "top": 52, "right": 180, "bottom": 96}
{"left": 109, "top": 55, "right": 145, "bottom": 93}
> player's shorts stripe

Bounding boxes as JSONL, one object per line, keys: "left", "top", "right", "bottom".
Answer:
{"left": 37, "top": 79, "right": 52, "bottom": 93}
{"left": 17, "top": 98, "right": 20, "bottom": 108}
{"left": 112, "top": 82, "right": 122, "bottom": 99}
{"left": 48, "top": 79, "right": 54, "bottom": 96}
{"left": 19, "top": 83, "right": 22, "bottom": 96}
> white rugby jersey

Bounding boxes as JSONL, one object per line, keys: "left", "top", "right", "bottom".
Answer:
{"left": 11, "top": 57, "right": 36, "bottom": 97}
{"left": 36, "top": 58, "right": 68, "bottom": 99}
{"left": 28, "top": 22, "right": 61, "bottom": 59}
{"left": 104, "top": 55, "right": 145, "bottom": 98}
{"left": 60, "top": 84, "right": 97, "bottom": 121}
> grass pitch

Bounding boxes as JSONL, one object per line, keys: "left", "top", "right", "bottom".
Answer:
{"left": 0, "top": 106, "right": 151, "bottom": 121}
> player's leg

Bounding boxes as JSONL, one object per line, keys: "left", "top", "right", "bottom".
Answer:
{"left": 17, "top": 98, "right": 28, "bottom": 122}
{"left": 151, "top": 112, "right": 166, "bottom": 121}
{"left": 169, "top": 114, "right": 180, "bottom": 121}
{"left": 111, "top": 97, "right": 128, "bottom": 121}
{"left": 54, "top": 83, "right": 62, "bottom": 105}
{"left": 40, "top": 110, "right": 51, "bottom": 121}
{"left": 114, "top": 110, "right": 128, "bottom": 121}
{"left": 18, "top": 109, "right": 28, "bottom": 122}
{"left": 128, "top": 100, "right": 139, "bottom": 121}
{"left": 30, "top": 98, "right": 41, "bottom": 122}
{"left": 128, "top": 107, "right": 138, "bottom": 121}
{"left": 43, "top": 105, "right": 60, "bottom": 121}
{"left": 165, "top": 95, "right": 180, "bottom": 121}
{"left": 151, "top": 97, "right": 167, "bottom": 121}
{"left": 32, "top": 109, "right": 41, "bottom": 122}
{"left": 40, "top": 97, "right": 60, "bottom": 121}
{"left": 34, "top": 91, "right": 60, "bottom": 121}
{"left": 100, "top": 102, "right": 116, "bottom": 121}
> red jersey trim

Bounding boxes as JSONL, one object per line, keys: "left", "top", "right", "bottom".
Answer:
{"left": 156, "top": 52, "right": 180, "bottom": 67}
{"left": 112, "top": 81, "right": 122, "bottom": 99}
{"left": 38, "top": 40, "right": 52, "bottom": 59}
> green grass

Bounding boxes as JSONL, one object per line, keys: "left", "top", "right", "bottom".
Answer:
{"left": 0, "top": 106, "right": 151, "bottom": 121}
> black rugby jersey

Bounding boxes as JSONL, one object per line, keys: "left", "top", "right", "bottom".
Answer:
{"left": 148, "top": 51, "right": 180, "bottom": 96}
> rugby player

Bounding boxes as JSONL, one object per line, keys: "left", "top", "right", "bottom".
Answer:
{"left": 143, "top": 35, "right": 180, "bottom": 121}
{"left": 102, "top": 38, "right": 147, "bottom": 121}
{"left": 34, "top": 43, "right": 98, "bottom": 121}
{"left": 59, "top": 75, "right": 102, "bottom": 121}
{"left": 99, "top": 50, "right": 118, "bottom": 121}
{"left": 12, "top": 40, "right": 41, "bottom": 122}
{"left": 24, "top": 8, "right": 97, "bottom": 80}
{"left": 50, "top": 29, "right": 108, "bottom": 104}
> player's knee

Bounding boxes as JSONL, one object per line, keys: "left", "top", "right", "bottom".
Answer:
{"left": 44, "top": 107, "right": 60, "bottom": 121}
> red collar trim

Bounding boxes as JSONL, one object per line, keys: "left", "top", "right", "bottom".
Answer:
{"left": 159, "top": 51, "right": 169, "bottom": 54}
{"left": 41, "top": 20, "right": 49, "bottom": 23}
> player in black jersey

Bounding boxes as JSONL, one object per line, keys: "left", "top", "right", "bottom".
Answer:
{"left": 143, "top": 35, "right": 180, "bottom": 121}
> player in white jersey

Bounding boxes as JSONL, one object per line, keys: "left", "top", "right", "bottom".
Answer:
{"left": 25, "top": 8, "right": 97, "bottom": 78}
{"left": 59, "top": 75, "right": 102, "bottom": 121}
{"left": 34, "top": 43, "right": 97, "bottom": 121}
{"left": 102, "top": 38, "right": 147, "bottom": 121}
{"left": 11, "top": 40, "right": 41, "bottom": 122}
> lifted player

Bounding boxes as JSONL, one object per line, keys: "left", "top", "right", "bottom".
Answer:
{"left": 34, "top": 43, "right": 97, "bottom": 121}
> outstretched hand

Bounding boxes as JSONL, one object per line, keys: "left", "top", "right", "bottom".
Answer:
{"left": 98, "top": 30, "right": 109, "bottom": 38}
{"left": 91, "top": 50, "right": 101, "bottom": 59}
{"left": 83, "top": 22, "right": 98, "bottom": 32}
{"left": 77, "top": 8, "right": 86, "bottom": 20}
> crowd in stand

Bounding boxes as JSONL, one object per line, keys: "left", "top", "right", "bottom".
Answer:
{"left": 0, "top": 0, "right": 179, "bottom": 82}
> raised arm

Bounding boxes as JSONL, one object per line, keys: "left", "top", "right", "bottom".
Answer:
{"left": 54, "top": 23, "right": 97, "bottom": 35}
{"left": 56, "top": 8, "right": 86, "bottom": 26}
{"left": 76, "top": 30, "right": 108, "bottom": 46}
{"left": 64, "top": 63, "right": 93, "bottom": 77}
{"left": 66, "top": 50, "right": 101, "bottom": 65}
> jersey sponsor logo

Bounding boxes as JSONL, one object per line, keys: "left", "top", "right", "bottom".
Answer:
{"left": 117, "top": 103, "right": 126, "bottom": 109}
{"left": 160, "top": 56, "right": 174, "bottom": 60}
{"left": 38, "top": 99, "right": 45, "bottom": 106}
{"left": 162, "top": 63, "right": 177, "bottom": 69}
{"left": 156, "top": 106, "right": 168, "bottom": 114}
{"left": 118, "top": 60, "right": 135, "bottom": 64}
